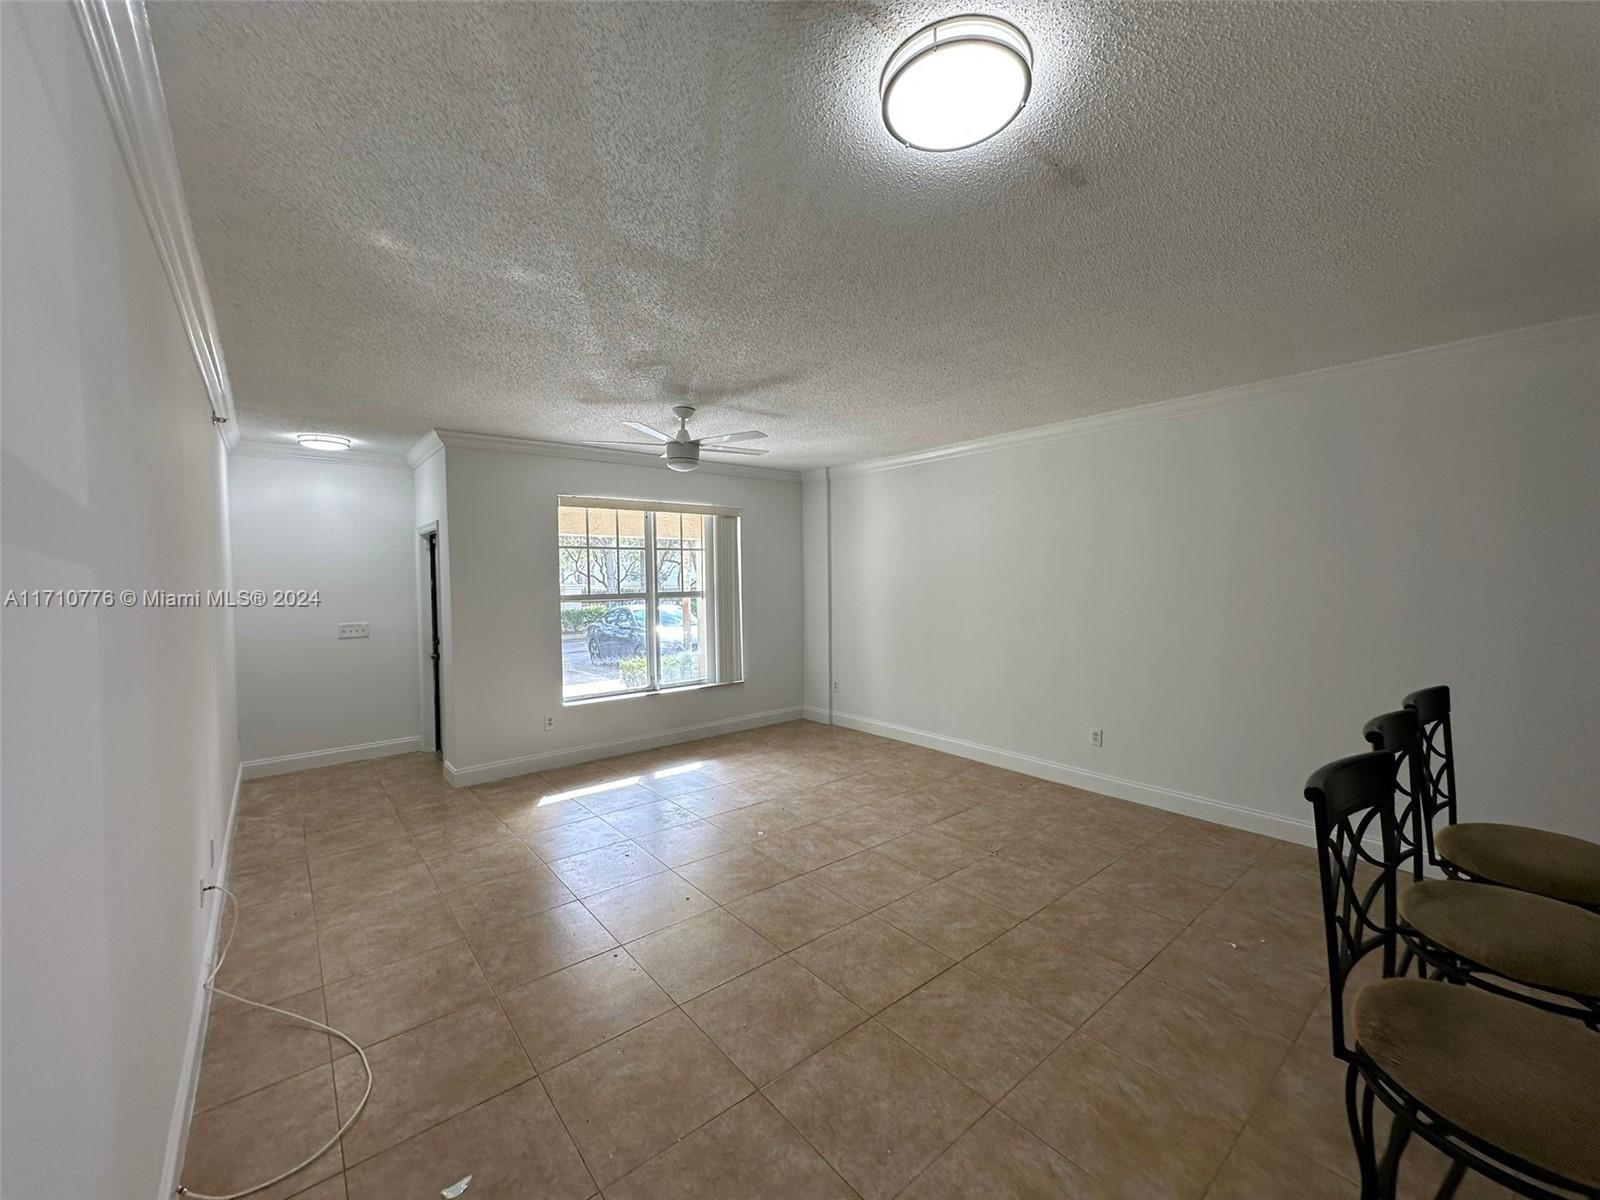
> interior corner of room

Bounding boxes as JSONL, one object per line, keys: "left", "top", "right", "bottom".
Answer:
{"left": 3, "top": 1, "right": 1598, "bottom": 1198}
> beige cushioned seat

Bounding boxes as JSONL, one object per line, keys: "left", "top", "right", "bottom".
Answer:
{"left": 1436, "top": 823, "right": 1600, "bottom": 907}
{"left": 1354, "top": 979, "right": 1600, "bottom": 1190}
{"left": 1400, "top": 879, "right": 1600, "bottom": 999}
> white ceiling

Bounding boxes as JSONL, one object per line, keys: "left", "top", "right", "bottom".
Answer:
{"left": 150, "top": 1, "right": 1600, "bottom": 469}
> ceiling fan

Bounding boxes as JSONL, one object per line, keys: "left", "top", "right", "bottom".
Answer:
{"left": 585, "top": 405, "right": 769, "bottom": 472}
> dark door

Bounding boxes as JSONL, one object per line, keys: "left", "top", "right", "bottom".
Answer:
{"left": 426, "top": 531, "right": 442, "bottom": 757}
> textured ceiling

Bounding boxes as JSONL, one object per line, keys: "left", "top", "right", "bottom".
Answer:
{"left": 150, "top": 1, "right": 1600, "bottom": 468}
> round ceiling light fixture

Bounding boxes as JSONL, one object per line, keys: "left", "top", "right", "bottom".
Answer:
{"left": 881, "top": 15, "right": 1033, "bottom": 152}
{"left": 295, "top": 433, "right": 352, "bottom": 452}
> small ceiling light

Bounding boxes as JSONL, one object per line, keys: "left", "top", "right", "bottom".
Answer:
{"left": 881, "top": 15, "right": 1033, "bottom": 152}
{"left": 296, "top": 433, "right": 352, "bottom": 452}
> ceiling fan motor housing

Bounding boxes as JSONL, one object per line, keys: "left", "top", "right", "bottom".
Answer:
{"left": 664, "top": 441, "right": 700, "bottom": 472}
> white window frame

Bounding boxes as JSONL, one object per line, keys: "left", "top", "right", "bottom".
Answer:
{"left": 559, "top": 505, "right": 712, "bottom": 703}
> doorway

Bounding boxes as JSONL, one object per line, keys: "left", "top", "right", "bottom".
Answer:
{"left": 425, "top": 529, "right": 442, "bottom": 758}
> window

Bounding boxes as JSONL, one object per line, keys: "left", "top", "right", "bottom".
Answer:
{"left": 558, "top": 498, "right": 743, "bottom": 702}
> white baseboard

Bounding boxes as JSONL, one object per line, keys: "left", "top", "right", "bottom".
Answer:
{"left": 802, "top": 705, "right": 831, "bottom": 724}
{"left": 241, "top": 734, "right": 423, "bottom": 779}
{"left": 443, "top": 705, "right": 805, "bottom": 787}
{"left": 159, "top": 760, "right": 242, "bottom": 1200}
{"left": 827, "top": 708, "right": 1316, "bottom": 846}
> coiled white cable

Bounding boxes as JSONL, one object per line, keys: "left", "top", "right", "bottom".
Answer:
{"left": 175, "top": 886, "right": 373, "bottom": 1199}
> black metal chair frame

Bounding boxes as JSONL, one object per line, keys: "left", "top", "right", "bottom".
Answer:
{"left": 1404, "top": 686, "right": 1600, "bottom": 916}
{"left": 1307, "top": 750, "right": 1596, "bottom": 1200}
{"left": 1364, "top": 709, "right": 1600, "bottom": 1027}
{"left": 1403, "top": 685, "right": 1458, "bottom": 870}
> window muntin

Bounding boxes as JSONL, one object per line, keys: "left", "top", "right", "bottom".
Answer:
{"left": 559, "top": 505, "right": 711, "bottom": 702}
{"left": 559, "top": 506, "right": 646, "bottom": 598}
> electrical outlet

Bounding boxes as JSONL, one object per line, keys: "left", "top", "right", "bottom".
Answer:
{"left": 544, "top": 716, "right": 555, "bottom": 731}
{"left": 832, "top": 680, "right": 840, "bottom": 693}
{"left": 337, "top": 622, "right": 369, "bottom": 639}
{"left": 1090, "top": 728, "right": 1104, "bottom": 748}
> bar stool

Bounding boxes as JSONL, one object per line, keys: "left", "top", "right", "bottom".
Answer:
{"left": 1364, "top": 709, "right": 1600, "bottom": 1025}
{"left": 1305, "top": 750, "right": 1600, "bottom": 1199}
{"left": 1404, "top": 686, "right": 1600, "bottom": 909}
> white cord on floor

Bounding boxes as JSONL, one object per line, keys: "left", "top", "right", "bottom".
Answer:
{"left": 175, "top": 886, "right": 373, "bottom": 1200}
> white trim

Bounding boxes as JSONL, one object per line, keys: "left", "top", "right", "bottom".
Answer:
{"left": 442, "top": 705, "right": 804, "bottom": 787}
{"left": 559, "top": 494, "right": 743, "bottom": 518}
{"left": 241, "top": 735, "right": 423, "bottom": 779}
{"left": 406, "top": 431, "right": 445, "bottom": 469}
{"left": 72, "top": 0, "right": 239, "bottom": 448}
{"left": 159, "top": 762, "right": 242, "bottom": 1200}
{"left": 826, "top": 707, "right": 1316, "bottom": 845}
{"left": 432, "top": 429, "right": 804, "bottom": 483}
{"left": 561, "top": 680, "right": 742, "bottom": 709}
{"left": 829, "top": 312, "right": 1600, "bottom": 478}
{"left": 231, "top": 442, "right": 411, "bottom": 470}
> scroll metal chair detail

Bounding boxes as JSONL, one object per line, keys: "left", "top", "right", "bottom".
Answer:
{"left": 1364, "top": 709, "right": 1600, "bottom": 1025}
{"left": 1306, "top": 750, "right": 1600, "bottom": 1199}
{"left": 1404, "top": 686, "right": 1600, "bottom": 910}
{"left": 1361, "top": 708, "right": 1431, "bottom": 880}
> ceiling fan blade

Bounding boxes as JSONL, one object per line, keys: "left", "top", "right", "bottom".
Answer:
{"left": 698, "top": 430, "right": 767, "bottom": 446}
{"left": 583, "top": 441, "right": 666, "bottom": 451}
{"left": 702, "top": 445, "right": 769, "bottom": 455}
{"left": 623, "top": 422, "right": 674, "bottom": 443}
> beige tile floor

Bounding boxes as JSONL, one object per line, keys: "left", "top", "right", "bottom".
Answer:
{"left": 182, "top": 721, "right": 1518, "bottom": 1200}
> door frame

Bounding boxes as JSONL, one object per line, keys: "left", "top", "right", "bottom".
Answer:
{"left": 415, "top": 520, "right": 443, "bottom": 757}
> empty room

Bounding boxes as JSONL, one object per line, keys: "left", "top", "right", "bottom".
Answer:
{"left": 5, "top": 1, "right": 1600, "bottom": 1198}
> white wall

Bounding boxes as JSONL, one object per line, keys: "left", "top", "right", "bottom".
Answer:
{"left": 439, "top": 444, "right": 804, "bottom": 781}
{"left": 807, "top": 319, "right": 1600, "bottom": 843}
{"left": 1, "top": 4, "right": 240, "bottom": 1196}
{"left": 229, "top": 452, "right": 422, "bottom": 768}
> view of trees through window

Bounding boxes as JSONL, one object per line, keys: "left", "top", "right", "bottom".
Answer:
{"left": 559, "top": 504, "right": 709, "bottom": 700}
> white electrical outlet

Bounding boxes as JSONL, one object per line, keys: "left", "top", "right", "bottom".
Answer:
{"left": 544, "top": 716, "right": 555, "bottom": 731}
{"left": 1090, "top": 728, "right": 1104, "bottom": 748}
{"left": 337, "top": 622, "right": 369, "bottom": 639}
{"left": 832, "top": 680, "right": 840, "bottom": 693}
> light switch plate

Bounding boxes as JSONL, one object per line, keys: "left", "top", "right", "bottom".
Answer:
{"left": 338, "top": 622, "right": 369, "bottom": 639}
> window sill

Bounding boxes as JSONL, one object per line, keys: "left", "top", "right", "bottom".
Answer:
{"left": 561, "top": 679, "right": 743, "bottom": 708}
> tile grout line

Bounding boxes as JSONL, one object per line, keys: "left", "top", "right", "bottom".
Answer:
{"left": 446, "top": 854, "right": 603, "bottom": 1200}
{"left": 322, "top": 779, "right": 507, "bottom": 1183}
{"left": 441, "top": 785, "right": 1191, "bottom": 1142}
{"left": 613, "top": 896, "right": 883, "bottom": 1197}
{"left": 1180, "top": 863, "right": 1312, "bottom": 1197}
{"left": 920, "top": 840, "right": 1291, "bottom": 1197}
{"left": 330, "top": 776, "right": 592, "bottom": 1189}
{"left": 307, "top": 790, "right": 344, "bottom": 1196}
{"left": 213, "top": 731, "right": 1321, "bottom": 1200}
{"left": 651, "top": 858, "right": 1086, "bottom": 1194}
{"left": 487, "top": 846, "right": 975, "bottom": 1192}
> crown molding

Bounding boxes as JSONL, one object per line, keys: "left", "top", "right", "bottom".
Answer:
{"left": 829, "top": 312, "right": 1600, "bottom": 479}
{"left": 429, "top": 429, "right": 804, "bottom": 483}
{"left": 406, "top": 431, "right": 445, "bottom": 468}
{"left": 232, "top": 441, "right": 411, "bottom": 470}
{"left": 73, "top": 0, "right": 239, "bottom": 449}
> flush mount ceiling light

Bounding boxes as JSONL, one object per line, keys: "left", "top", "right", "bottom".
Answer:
{"left": 295, "top": 433, "right": 352, "bottom": 452}
{"left": 881, "top": 15, "right": 1033, "bottom": 152}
